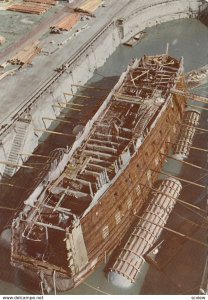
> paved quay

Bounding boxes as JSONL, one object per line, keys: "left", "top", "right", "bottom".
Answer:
{"left": 0, "top": 0, "right": 131, "bottom": 128}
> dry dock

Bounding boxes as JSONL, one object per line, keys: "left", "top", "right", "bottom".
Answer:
{"left": 0, "top": 0, "right": 203, "bottom": 178}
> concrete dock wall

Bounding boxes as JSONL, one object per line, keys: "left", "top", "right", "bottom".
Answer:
{"left": 122, "top": 0, "right": 200, "bottom": 41}
{"left": 0, "top": 0, "right": 202, "bottom": 177}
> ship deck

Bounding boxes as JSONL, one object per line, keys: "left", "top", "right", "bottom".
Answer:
{"left": 18, "top": 54, "right": 182, "bottom": 235}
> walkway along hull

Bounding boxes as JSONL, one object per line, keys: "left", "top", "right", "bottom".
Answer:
{"left": 11, "top": 54, "right": 188, "bottom": 292}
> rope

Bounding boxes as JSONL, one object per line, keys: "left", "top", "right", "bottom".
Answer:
{"left": 83, "top": 282, "right": 111, "bottom": 295}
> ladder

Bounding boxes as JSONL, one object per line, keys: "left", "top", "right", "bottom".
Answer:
{"left": 2, "top": 119, "right": 30, "bottom": 178}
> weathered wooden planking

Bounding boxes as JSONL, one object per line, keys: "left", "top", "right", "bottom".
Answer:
{"left": 75, "top": 0, "right": 102, "bottom": 14}
{"left": 7, "top": 2, "right": 50, "bottom": 14}
{"left": 50, "top": 13, "right": 80, "bottom": 33}
{"left": 8, "top": 41, "right": 41, "bottom": 65}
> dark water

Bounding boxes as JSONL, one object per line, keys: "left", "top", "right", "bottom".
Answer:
{"left": 0, "top": 18, "right": 208, "bottom": 295}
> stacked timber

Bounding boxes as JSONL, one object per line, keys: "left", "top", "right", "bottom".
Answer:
{"left": 24, "top": 0, "right": 58, "bottom": 5}
{"left": 8, "top": 41, "right": 41, "bottom": 66}
{"left": 0, "top": 36, "right": 5, "bottom": 45}
{"left": 108, "top": 177, "right": 182, "bottom": 288}
{"left": 50, "top": 13, "right": 80, "bottom": 33}
{"left": 7, "top": 2, "right": 51, "bottom": 14}
{"left": 173, "top": 109, "right": 201, "bottom": 160}
{"left": 75, "top": 0, "right": 102, "bottom": 15}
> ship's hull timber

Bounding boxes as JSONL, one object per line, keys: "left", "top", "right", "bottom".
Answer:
{"left": 75, "top": 80, "right": 187, "bottom": 286}
{"left": 11, "top": 54, "right": 188, "bottom": 292}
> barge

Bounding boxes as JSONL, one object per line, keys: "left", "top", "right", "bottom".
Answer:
{"left": 10, "top": 53, "right": 188, "bottom": 292}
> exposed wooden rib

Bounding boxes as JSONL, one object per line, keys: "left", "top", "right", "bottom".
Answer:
{"left": 80, "top": 156, "right": 91, "bottom": 174}
{"left": 89, "top": 138, "right": 120, "bottom": 146}
{"left": 89, "top": 156, "right": 112, "bottom": 166}
{"left": 86, "top": 143, "right": 117, "bottom": 154}
{"left": 114, "top": 93, "right": 142, "bottom": 105}
{"left": 84, "top": 169, "right": 100, "bottom": 177}
{"left": 95, "top": 132, "right": 130, "bottom": 142}
{"left": 88, "top": 163, "right": 107, "bottom": 170}
{"left": 83, "top": 149, "right": 116, "bottom": 158}
{"left": 73, "top": 177, "right": 92, "bottom": 186}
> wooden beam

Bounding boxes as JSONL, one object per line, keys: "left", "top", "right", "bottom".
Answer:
{"left": 95, "top": 132, "right": 130, "bottom": 141}
{"left": 89, "top": 156, "right": 111, "bottom": 165}
{"left": 139, "top": 182, "right": 207, "bottom": 215}
{"left": 151, "top": 168, "right": 207, "bottom": 190}
{"left": 64, "top": 92, "right": 90, "bottom": 99}
{"left": 179, "top": 122, "right": 208, "bottom": 134}
{"left": 80, "top": 156, "right": 91, "bottom": 174}
{"left": 19, "top": 153, "right": 51, "bottom": 159}
{"left": 188, "top": 104, "right": 208, "bottom": 112}
{"left": 83, "top": 149, "right": 115, "bottom": 158}
{"left": 52, "top": 104, "right": 81, "bottom": 111}
{"left": 0, "top": 161, "right": 36, "bottom": 169}
{"left": 34, "top": 221, "right": 65, "bottom": 232}
{"left": 114, "top": 93, "right": 142, "bottom": 105}
{"left": 53, "top": 270, "right": 57, "bottom": 296}
{"left": 130, "top": 72, "right": 136, "bottom": 87}
{"left": 160, "top": 152, "right": 208, "bottom": 173}
{"left": 84, "top": 169, "right": 100, "bottom": 176}
{"left": 34, "top": 128, "right": 74, "bottom": 137}
{"left": 43, "top": 203, "right": 72, "bottom": 214}
{"left": 0, "top": 182, "right": 27, "bottom": 190}
{"left": 88, "top": 163, "right": 107, "bottom": 170}
{"left": 54, "top": 187, "right": 88, "bottom": 197}
{"left": 171, "top": 89, "right": 208, "bottom": 104}
{"left": 135, "top": 214, "right": 208, "bottom": 249}
{"left": 114, "top": 95, "right": 142, "bottom": 105}
{"left": 89, "top": 138, "right": 120, "bottom": 146}
{"left": 53, "top": 188, "right": 68, "bottom": 212}
{"left": 131, "top": 70, "right": 149, "bottom": 81}
{"left": 166, "top": 141, "right": 208, "bottom": 153}
{"left": 0, "top": 206, "right": 16, "bottom": 211}
{"left": 71, "top": 84, "right": 109, "bottom": 91}
{"left": 58, "top": 102, "right": 84, "bottom": 107}
{"left": 42, "top": 117, "right": 72, "bottom": 125}
{"left": 87, "top": 143, "right": 117, "bottom": 154}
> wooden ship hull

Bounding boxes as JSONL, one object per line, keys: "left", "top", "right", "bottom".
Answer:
{"left": 10, "top": 54, "right": 189, "bottom": 293}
